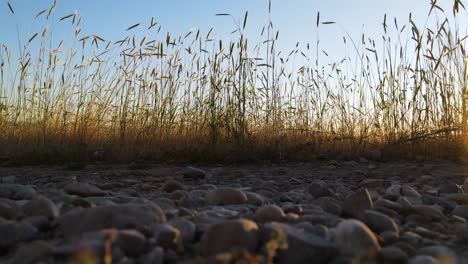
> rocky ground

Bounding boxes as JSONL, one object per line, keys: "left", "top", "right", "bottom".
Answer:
{"left": 0, "top": 159, "right": 468, "bottom": 264}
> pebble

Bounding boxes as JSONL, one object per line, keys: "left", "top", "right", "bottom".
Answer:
{"left": 359, "top": 178, "right": 385, "bottom": 189}
{"left": 0, "top": 184, "right": 37, "bottom": 200}
{"left": 454, "top": 222, "right": 468, "bottom": 242}
{"left": 115, "top": 229, "right": 146, "bottom": 256}
{"left": 308, "top": 181, "right": 333, "bottom": 198}
{"left": 464, "top": 177, "right": 468, "bottom": 193}
{"left": 245, "top": 191, "right": 266, "bottom": 206}
{"left": 315, "top": 197, "right": 342, "bottom": 215}
{"left": 445, "top": 193, "right": 468, "bottom": 204}
{"left": 375, "top": 198, "right": 405, "bottom": 212}
{"left": 378, "top": 246, "right": 409, "bottom": 264}
{"left": 409, "top": 255, "right": 439, "bottom": 264}
{"left": 260, "top": 222, "right": 337, "bottom": 264}
{"left": 2, "top": 176, "right": 16, "bottom": 184}
{"left": 333, "top": 219, "right": 380, "bottom": 258}
{"left": 22, "top": 196, "right": 59, "bottom": 219}
{"left": 205, "top": 187, "right": 247, "bottom": 205}
{"left": 0, "top": 198, "right": 22, "bottom": 220}
{"left": 452, "top": 205, "right": 468, "bottom": 220}
{"left": 363, "top": 209, "right": 399, "bottom": 234}
{"left": 154, "top": 223, "right": 180, "bottom": 248}
{"left": 380, "top": 230, "right": 400, "bottom": 245}
{"left": 438, "top": 183, "right": 463, "bottom": 194}
{"left": 416, "top": 246, "right": 457, "bottom": 263}
{"left": 183, "top": 167, "right": 206, "bottom": 180}
{"left": 282, "top": 204, "right": 303, "bottom": 215}
{"left": 168, "top": 218, "right": 196, "bottom": 243}
{"left": 342, "top": 188, "right": 373, "bottom": 219}
{"left": 0, "top": 221, "right": 38, "bottom": 248}
{"left": 255, "top": 204, "right": 286, "bottom": 223}
{"left": 401, "top": 185, "right": 421, "bottom": 198}
{"left": 9, "top": 240, "right": 55, "bottom": 264}
{"left": 54, "top": 203, "right": 166, "bottom": 237}
{"left": 162, "top": 180, "right": 184, "bottom": 193}
{"left": 63, "top": 182, "right": 107, "bottom": 197}
{"left": 200, "top": 218, "right": 259, "bottom": 256}
{"left": 386, "top": 184, "right": 401, "bottom": 197}
{"left": 410, "top": 205, "right": 445, "bottom": 221}
{"left": 140, "top": 246, "right": 164, "bottom": 264}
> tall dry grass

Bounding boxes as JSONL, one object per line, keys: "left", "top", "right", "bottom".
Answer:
{"left": 0, "top": 0, "right": 467, "bottom": 164}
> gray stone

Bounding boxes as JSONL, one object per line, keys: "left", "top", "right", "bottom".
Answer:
{"left": 81, "top": 195, "right": 122, "bottom": 205}
{"left": 64, "top": 182, "right": 107, "bottom": 197}
{"left": 282, "top": 204, "right": 303, "bottom": 215}
{"left": 245, "top": 191, "right": 266, "bottom": 206}
{"left": 294, "top": 222, "right": 328, "bottom": 238}
{"left": 308, "top": 181, "right": 333, "bottom": 198}
{"left": 314, "top": 197, "right": 342, "bottom": 215}
{"left": 375, "top": 199, "right": 404, "bottom": 213}
{"left": 454, "top": 222, "right": 468, "bottom": 242}
{"left": 380, "top": 230, "right": 400, "bottom": 245}
{"left": 54, "top": 203, "right": 166, "bottom": 237}
{"left": 378, "top": 246, "right": 408, "bottom": 264}
{"left": 179, "top": 190, "right": 207, "bottom": 208}
{"left": 359, "top": 179, "right": 385, "bottom": 189}
{"left": 374, "top": 206, "right": 399, "bottom": 219}
{"left": 22, "top": 196, "right": 59, "bottom": 219}
{"left": 401, "top": 185, "right": 421, "bottom": 198}
{"left": 464, "top": 177, "right": 468, "bottom": 193}
{"left": 363, "top": 210, "right": 399, "bottom": 234}
{"left": 115, "top": 229, "right": 146, "bottom": 257}
{"left": 200, "top": 206, "right": 240, "bottom": 219}
{"left": 154, "top": 223, "right": 180, "bottom": 248}
{"left": 0, "top": 184, "right": 36, "bottom": 200}
{"left": 410, "top": 205, "right": 445, "bottom": 221}
{"left": 342, "top": 188, "right": 373, "bottom": 219}
{"left": 162, "top": 180, "right": 184, "bottom": 193}
{"left": 393, "top": 241, "right": 417, "bottom": 256}
{"left": 399, "top": 196, "right": 423, "bottom": 206}
{"left": 386, "top": 185, "right": 401, "bottom": 197}
{"left": 400, "top": 231, "right": 423, "bottom": 244}
{"left": 260, "top": 222, "right": 336, "bottom": 264}
{"left": 196, "top": 184, "right": 217, "bottom": 190}
{"left": 9, "top": 240, "right": 55, "bottom": 264}
{"left": 409, "top": 255, "right": 438, "bottom": 264}
{"left": 0, "top": 198, "right": 22, "bottom": 220}
{"left": 333, "top": 219, "right": 380, "bottom": 258}
{"left": 205, "top": 188, "right": 247, "bottom": 206}
{"left": 0, "top": 221, "right": 38, "bottom": 248}
{"left": 183, "top": 167, "right": 206, "bottom": 180}
{"left": 438, "top": 183, "right": 463, "bottom": 195}
{"left": 452, "top": 205, "right": 468, "bottom": 220}
{"left": 255, "top": 205, "right": 286, "bottom": 223}
{"left": 2, "top": 176, "right": 16, "bottom": 184}
{"left": 152, "top": 197, "right": 176, "bottom": 210}
{"left": 422, "top": 195, "right": 457, "bottom": 211}
{"left": 416, "top": 246, "right": 457, "bottom": 263}
{"left": 140, "top": 247, "right": 164, "bottom": 264}
{"left": 300, "top": 212, "right": 341, "bottom": 227}
{"left": 445, "top": 193, "right": 468, "bottom": 204}
{"left": 22, "top": 216, "right": 49, "bottom": 231}
{"left": 200, "top": 219, "right": 259, "bottom": 256}
{"left": 168, "top": 218, "right": 196, "bottom": 243}
{"left": 54, "top": 229, "right": 123, "bottom": 259}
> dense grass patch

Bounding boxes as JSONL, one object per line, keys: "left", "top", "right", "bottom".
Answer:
{"left": 0, "top": 1, "right": 467, "bottom": 163}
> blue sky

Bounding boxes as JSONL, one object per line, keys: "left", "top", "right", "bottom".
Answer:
{"left": 0, "top": 0, "right": 466, "bottom": 62}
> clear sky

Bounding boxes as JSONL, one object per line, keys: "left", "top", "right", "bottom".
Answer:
{"left": 0, "top": 0, "right": 466, "bottom": 62}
